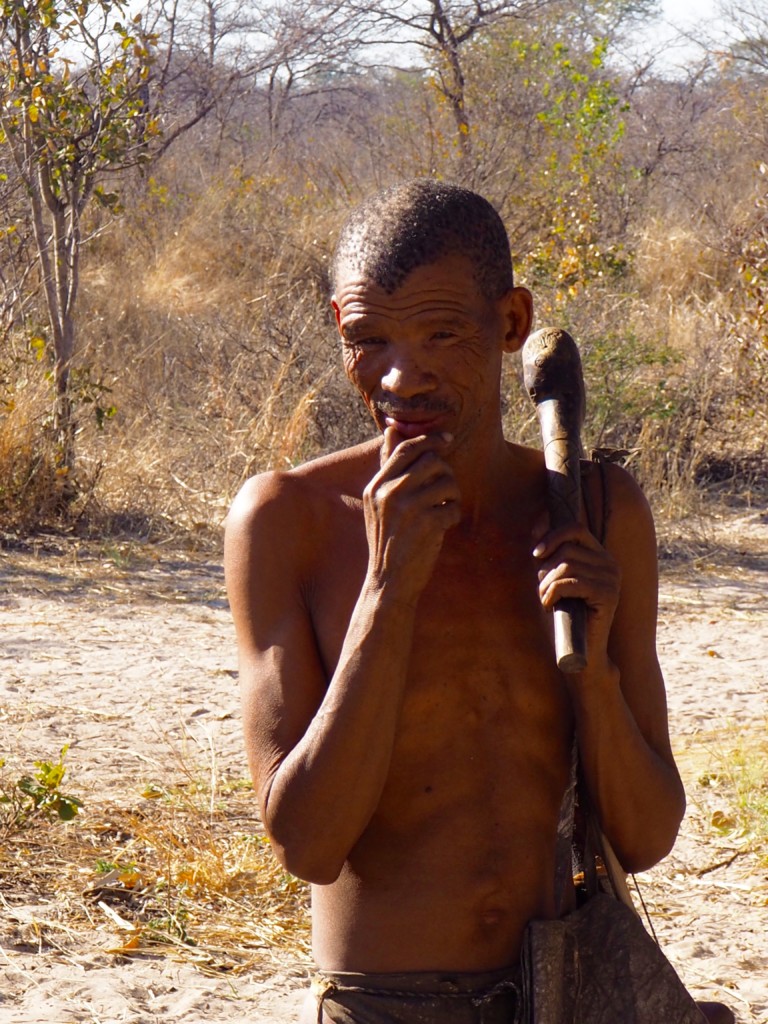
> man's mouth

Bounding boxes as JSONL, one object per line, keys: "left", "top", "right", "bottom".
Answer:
{"left": 383, "top": 415, "right": 443, "bottom": 438}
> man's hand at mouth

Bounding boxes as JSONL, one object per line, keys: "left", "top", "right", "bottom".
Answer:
{"left": 363, "top": 428, "right": 461, "bottom": 601}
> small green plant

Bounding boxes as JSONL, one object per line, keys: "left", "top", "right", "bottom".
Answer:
{"left": 94, "top": 858, "right": 138, "bottom": 875}
{"left": 99, "top": 542, "right": 137, "bottom": 570}
{"left": 698, "top": 729, "right": 768, "bottom": 862}
{"left": 1, "top": 745, "right": 83, "bottom": 835}
{"left": 145, "top": 908, "right": 196, "bottom": 947}
{"left": 95, "top": 858, "right": 119, "bottom": 874}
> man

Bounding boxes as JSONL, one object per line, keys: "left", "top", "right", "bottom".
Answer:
{"left": 224, "top": 180, "right": 690, "bottom": 1022}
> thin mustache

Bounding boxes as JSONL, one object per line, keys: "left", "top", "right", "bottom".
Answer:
{"left": 374, "top": 397, "right": 452, "bottom": 417}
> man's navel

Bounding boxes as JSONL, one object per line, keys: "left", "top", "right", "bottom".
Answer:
{"left": 479, "top": 905, "right": 508, "bottom": 930}
{"left": 472, "top": 869, "right": 515, "bottom": 933}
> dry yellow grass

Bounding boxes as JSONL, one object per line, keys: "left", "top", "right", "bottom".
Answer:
{"left": 634, "top": 223, "right": 735, "bottom": 307}
{"left": 0, "top": 757, "right": 311, "bottom": 974}
{"left": 2, "top": 114, "right": 767, "bottom": 536}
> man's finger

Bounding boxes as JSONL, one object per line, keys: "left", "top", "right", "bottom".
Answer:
{"left": 380, "top": 424, "right": 402, "bottom": 466}
{"left": 532, "top": 522, "right": 603, "bottom": 560}
{"left": 380, "top": 427, "right": 453, "bottom": 469}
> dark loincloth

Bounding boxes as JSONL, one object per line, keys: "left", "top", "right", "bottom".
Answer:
{"left": 299, "top": 966, "right": 521, "bottom": 1023}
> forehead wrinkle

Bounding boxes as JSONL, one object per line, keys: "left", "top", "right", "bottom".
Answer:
{"left": 335, "top": 269, "right": 485, "bottom": 319}
{"left": 338, "top": 300, "right": 478, "bottom": 338}
{"left": 342, "top": 307, "right": 475, "bottom": 335}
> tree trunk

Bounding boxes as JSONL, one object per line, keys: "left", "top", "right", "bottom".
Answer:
{"left": 52, "top": 312, "right": 76, "bottom": 478}
{"left": 429, "top": 1, "right": 471, "bottom": 160}
{"left": 441, "top": 46, "right": 471, "bottom": 159}
{"left": 24, "top": 116, "right": 79, "bottom": 485}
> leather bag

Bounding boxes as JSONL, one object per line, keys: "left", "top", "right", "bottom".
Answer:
{"left": 520, "top": 749, "right": 706, "bottom": 1024}
{"left": 521, "top": 891, "right": 706, "bottom": 1023}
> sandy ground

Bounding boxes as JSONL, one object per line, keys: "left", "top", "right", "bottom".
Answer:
{"left": 1, "top": 502, "right": 766, "bottom": 1023}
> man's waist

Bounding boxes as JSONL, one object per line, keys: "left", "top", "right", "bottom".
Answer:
{"left": 311, "top": 866, "right": 552, "bottom": 972}
{"left": 313, "top": 965, "right": 521, "bottom": 996}
{"left": 308, "top": 965, "right": 521, "bottom": 1024}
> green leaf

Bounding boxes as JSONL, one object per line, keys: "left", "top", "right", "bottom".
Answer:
{"left": 17, "top": 776, "right": 44, "bottom": 803}
{"left": 56, "top": 796, "right": 83, "bottom": 821}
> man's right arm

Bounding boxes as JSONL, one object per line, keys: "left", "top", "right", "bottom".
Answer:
{"left": 224, "top": 433, "right": 459, "bottom": 884}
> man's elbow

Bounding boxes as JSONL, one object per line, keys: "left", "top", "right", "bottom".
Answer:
{"left": 259, "top": 780, "right": 352, "bottom": 884}
{"left": 262, "top": 794, "right": 347, "bottom": 884}
{"left": 268, "top": 832, "right": 346, "bottom": 886}
{"left": 619, "top": 833, "right": 677, "bottom": 875}
{"left": 616, "top": 790, "right": 686, "bottom": 874}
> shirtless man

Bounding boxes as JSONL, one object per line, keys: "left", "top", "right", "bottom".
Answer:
{"left": 224, "top": 180, "right": 688, "bottom": 1023}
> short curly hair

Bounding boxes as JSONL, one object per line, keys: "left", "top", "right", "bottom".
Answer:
{"left": 332, "top": 179, "right": 514, "bottom": 300}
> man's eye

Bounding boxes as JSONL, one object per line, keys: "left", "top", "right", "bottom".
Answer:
{"left": 431, "top": 331, "right": 457, "bottom": 343}
{"left": 346, "top": 336, "right": 385, "bottom": 348}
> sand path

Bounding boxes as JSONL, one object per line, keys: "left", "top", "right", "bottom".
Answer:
{"left": 1, "top": 505, "right": 766, "bottom": 1023}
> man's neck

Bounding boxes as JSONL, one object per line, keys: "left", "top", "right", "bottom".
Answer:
{"left": 448, "top": 423, "right": 521, "bottom": 532}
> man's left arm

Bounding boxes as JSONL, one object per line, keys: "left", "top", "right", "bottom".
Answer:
{"left": 535, "top": 463, "right": 686, "bottom": 873}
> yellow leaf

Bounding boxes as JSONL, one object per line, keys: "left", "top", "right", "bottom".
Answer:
{"left": 28, "top": 105, "right": 39, "bottom": 123}
{"left": 118, "top": 868, "right": 142, "bottom": 889}
{"left": 104, "top": 930, "right": 141, "bottom": 953}
{"left": 711, "top": 810, "right": 736, "bottom": 831}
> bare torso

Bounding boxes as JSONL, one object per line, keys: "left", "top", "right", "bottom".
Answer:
{"left": 293, "top": 438, "right": 572, "bottom": 971}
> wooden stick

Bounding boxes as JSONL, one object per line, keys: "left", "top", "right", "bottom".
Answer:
{"left": 522, "top": 328, "right": 587, "bottom": 673}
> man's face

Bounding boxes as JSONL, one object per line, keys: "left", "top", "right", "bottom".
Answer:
{"left": 332, "top": 251, "right": 531, "bottom": 448}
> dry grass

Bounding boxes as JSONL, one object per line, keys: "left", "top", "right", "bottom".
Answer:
{"left": 634, "top": 223, "right": 735, "bottom": 307}
{"left": 2, "top": 89, "right": 767, "bottom": 537}
{"left": 0, "top": 539, "right": 312, "bottom": 975}
{"left": 684, "top": 725, "right": 768, "bottom": 867}
{"left": 0, "top": 373, "right": 64, "bottom": 531}
{"left": 0, "top": 752, "right": 311, "bottom": 975}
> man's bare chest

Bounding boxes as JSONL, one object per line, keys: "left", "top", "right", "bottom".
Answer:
{"left": 306, "top": 499, "right": 572, "bottom": 843}
{"left": 308, "top": 511, "right": 562, "bottom": 709}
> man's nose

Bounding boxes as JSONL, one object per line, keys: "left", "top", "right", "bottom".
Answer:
{"left": 380, "top": 355, "right": 437, "bottom": 397}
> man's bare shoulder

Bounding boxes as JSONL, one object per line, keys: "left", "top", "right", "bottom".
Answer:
{"left": 592, "top": 459, "right": 656, "bottom": 543}
{"left": 290, "top": 436, "right": 382, "bottom": 490}
{"left": 227, "top": 438, "right": 380, "bottom": 534}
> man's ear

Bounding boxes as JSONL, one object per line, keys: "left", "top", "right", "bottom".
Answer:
{"left": 500, "top": 286, "right": 533, "bottom": 353}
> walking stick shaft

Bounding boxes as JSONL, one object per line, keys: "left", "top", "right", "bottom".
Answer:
{"left": 522, "top": 329, "right": 587, "bottom": 673}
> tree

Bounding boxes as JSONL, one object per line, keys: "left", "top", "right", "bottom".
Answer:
{"left": 0, "top": 0, "right": 157, "bottom": 480}
{"left": 324, "top": 0, "right": 660, "bottom": 162}
{"left": 719, "top": 0, "right": 768, "bottom": 77}
{"left": 0, "top": 0, "right": 373, "bottom": 494}
{"left": 456, "top": 20, "right": 632, "bottom": 283}
{"left": 336, "top": 0, "right": 558, "bottom": 158}
{"left": 142, "top": 0, "right": 380, "bottom": 162}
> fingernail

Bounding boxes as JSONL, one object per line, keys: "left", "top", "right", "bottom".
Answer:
{"left": 441, "top": 432, "right": 453, "bottom": 442}
{"left": 532, "top": 543, "right": 545, "bottom": 557}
